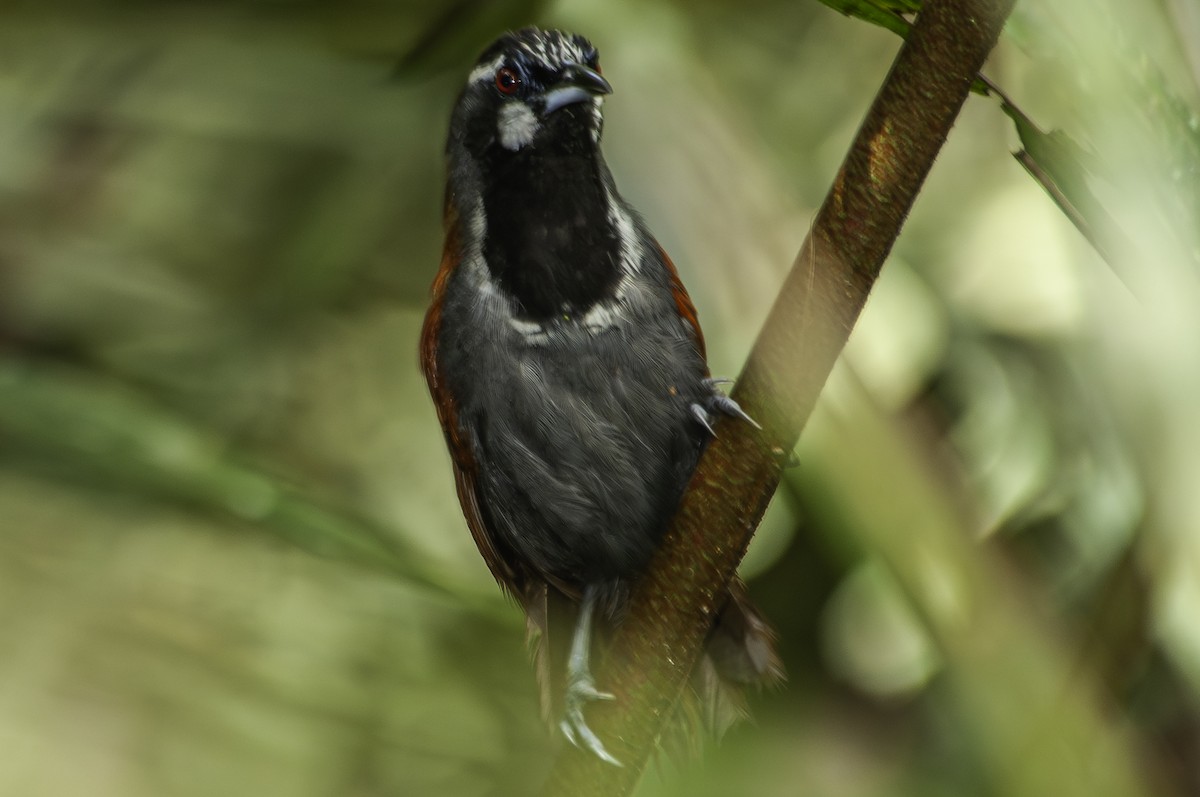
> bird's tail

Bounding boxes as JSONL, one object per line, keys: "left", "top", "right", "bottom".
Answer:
{"left": 690, "top": 578, "right": 785, "bottom": 736}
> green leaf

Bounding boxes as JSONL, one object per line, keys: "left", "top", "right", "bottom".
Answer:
{"left": 1001, "top": 100, "right": 1133, "bottom": 275}
{"left": 814, "top": 0, "right": 913, "bottom": 38}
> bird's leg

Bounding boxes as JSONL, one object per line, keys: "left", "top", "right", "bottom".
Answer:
{"left": 692, "top": 377, "right": 762, "bottom": 436}
{"left": 559, "top": 584, "right": 621, "bottom": 766}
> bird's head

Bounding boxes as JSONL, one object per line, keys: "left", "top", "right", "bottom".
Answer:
{"left": 448, "top": 28, "right": 611, "bottom": 161}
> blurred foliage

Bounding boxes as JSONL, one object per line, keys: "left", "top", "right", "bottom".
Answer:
{"left": 815, "top": 0, "right": 1136, "bottom": 279}
{"left": 1, "top": 0, "right": 1199, "bottom": 795}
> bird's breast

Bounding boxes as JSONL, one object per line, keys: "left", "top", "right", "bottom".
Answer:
{"left": 435, "top": 262, "right": 709, "bottom": 581}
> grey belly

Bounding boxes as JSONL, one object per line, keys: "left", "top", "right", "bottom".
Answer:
{"left": 458, "top": 330, "right": 707, "bottom": 583}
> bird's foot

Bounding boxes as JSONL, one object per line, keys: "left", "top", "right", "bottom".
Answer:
{"left": 693, "top": 378, "right": 762, "bottom": 436}
{"left": 559, "top": 673, "right": 621, "bottom": 766}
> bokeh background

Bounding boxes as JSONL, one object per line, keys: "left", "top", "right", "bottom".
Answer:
{"left": 2, "top": 0, "right": 1198, "bottom": 794}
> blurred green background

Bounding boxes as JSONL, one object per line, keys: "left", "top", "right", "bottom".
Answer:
{"left": 2, "top": 0, "right": 1199, "bottom": 794}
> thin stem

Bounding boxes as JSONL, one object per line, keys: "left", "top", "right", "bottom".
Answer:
{"left": 540, "top": 0, "right": 1017, "bottom": 793}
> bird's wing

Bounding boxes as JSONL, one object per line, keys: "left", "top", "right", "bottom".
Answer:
{"left": 654, "top": 243, "right": 708, "bottom": 363}
{"left": 420, "top": 215, "right": 530, "bottom": 601}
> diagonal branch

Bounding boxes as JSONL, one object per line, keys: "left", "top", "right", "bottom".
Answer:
{"left": 540, "top": 0, "right": 1016, "bottom": 793}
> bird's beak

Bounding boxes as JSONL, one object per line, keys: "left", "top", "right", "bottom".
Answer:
{"left": 540, "top": 63, "right": 612, "bottom": 116}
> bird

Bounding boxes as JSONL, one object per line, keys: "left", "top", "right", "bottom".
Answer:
{"left": 419, "top": 26, "right": 782, "bottom": 765}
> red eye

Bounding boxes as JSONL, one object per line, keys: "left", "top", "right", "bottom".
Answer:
{"left": 494, "top": 67, "right": 521, "bottom": 95}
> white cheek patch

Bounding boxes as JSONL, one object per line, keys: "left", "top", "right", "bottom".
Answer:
{"left": 498, "top": 102, "right": 539, "bottom": 151}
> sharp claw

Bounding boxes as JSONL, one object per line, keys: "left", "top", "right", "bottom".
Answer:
{"left": 570, "top": 713, "right": 623, "bottom": 767}
{"left": 570, "top": 680, "right": 615, "bottom": 702}
{"left": 690, "top": 402, "right": 717, "bottom": 437}
{"left": 559, "top": 717, "right": 579, "bottom": 748}
{"left": 709, "top": 394, "right": 763, "bottom": 430}
{"left": 702, "top": 378, "right": 763, "bottom": 430}
{"left": 561, "top": 677, "right": 622, "bottom": 766}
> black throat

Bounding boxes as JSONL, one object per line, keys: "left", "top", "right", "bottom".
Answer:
{"left": 479, "top": 146, "right": 624, "bottom": 322}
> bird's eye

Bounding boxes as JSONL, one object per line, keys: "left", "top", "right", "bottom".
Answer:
{"left": 494, "top": 67, "right": 522, "bottom": 95}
